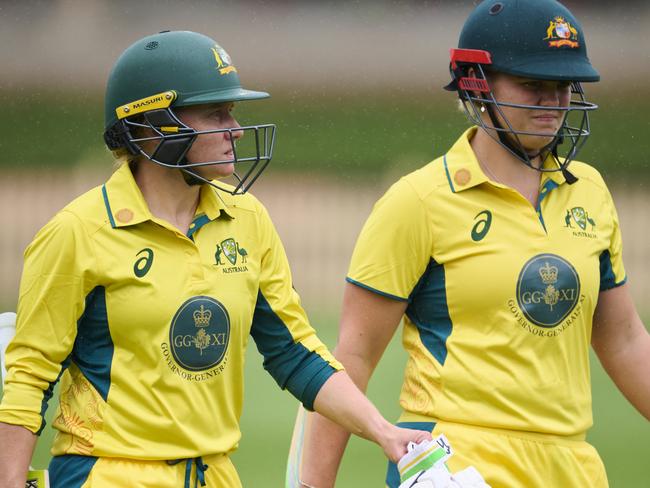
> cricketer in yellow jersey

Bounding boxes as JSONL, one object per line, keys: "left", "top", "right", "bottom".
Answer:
{"left": 295, "top": 1, "right": 650, "bottom": 487}
{"left": 2, "top": 162, "right": 342, "bottom": 457}
{"left": 0, "top": 31, "right": 431, "bottom": 488}
{"left": 349, "top": 129, "right": 618, "bottom": 486}
{"left": 354, "top": 128, "right": 625, "bottom": 438}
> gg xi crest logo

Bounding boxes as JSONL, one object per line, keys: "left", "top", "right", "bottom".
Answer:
{"left": 516, "top": 254, "right": 580, "bottom": 328}
{"left": 169, "top": 296, "right": 230, "bottom": 371}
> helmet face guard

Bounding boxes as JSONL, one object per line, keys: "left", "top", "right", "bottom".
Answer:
{"left": 105, "top": 91, "right": 275, "bottom": 195}
{"left": 445, "top": 0, "right": 601, "bottom": 180}
{"left": 103, "top": 31, "right": 275, "bottom": 194}
{"left": 447, "top": 48, "right": 598, "bottom": 176}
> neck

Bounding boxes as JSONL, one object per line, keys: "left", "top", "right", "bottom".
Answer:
{"left": 471, "top": 129, "right": 542, "bottom": 206}
{"left": 133, "top": 160, "right": 201, "bottom": 234}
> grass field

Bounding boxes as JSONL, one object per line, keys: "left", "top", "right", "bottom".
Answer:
{"left": 5, "top": 315, "right": 647, "bottom": 487}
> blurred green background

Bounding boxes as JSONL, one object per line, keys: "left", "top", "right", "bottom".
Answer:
{"left": 1, "top": 89, "right": 649, "bottom": 181}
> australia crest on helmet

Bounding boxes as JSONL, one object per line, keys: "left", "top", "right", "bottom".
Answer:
{"left": 211, "top": 44, "right": 237, "bottom": 75}
{"left": 544, "top": 16, "right": 580, "bottom": 48}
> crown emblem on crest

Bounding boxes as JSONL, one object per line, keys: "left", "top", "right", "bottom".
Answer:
{"left": 539, "top": 262, "right": 559, "bottom": 284}
{"left": 193, "top": 305, "right": 212, "bottom": 328}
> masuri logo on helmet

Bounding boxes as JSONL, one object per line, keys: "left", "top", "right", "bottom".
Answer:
{"left": 103, "top": 30, "right": 276, "bottom": 195}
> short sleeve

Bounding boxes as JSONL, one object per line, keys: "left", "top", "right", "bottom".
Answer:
{"left": 599, "top": 186, "right": 626, "bottom": 291}
{"left": 347, "top": 178, "right": 433, "bottom": 300}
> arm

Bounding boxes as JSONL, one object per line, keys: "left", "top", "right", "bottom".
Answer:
{"left": 250, "top": 200, "right": 430, "bottom": 471}
{"left": 0, "top": 422, "right": 37, "bottom": 488}
{"left": 312, "top": 369, "right": 430, "bottom": 464}
{"left": 0, "top": 211, "right": 94, "bottom": 484}
{"left": 591, "top": 283, "right": 650, "bottom": 420}
{"left": 300, "top": 282, "right": 409, "bottom": 488}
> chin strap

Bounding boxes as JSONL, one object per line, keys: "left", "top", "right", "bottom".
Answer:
{"left": 553, "top": 145, "right": 578, "bottom": 184}
{"left": 562, "top": 168, "right": 578, "bottom": 184}
{"left": 179, "top": 162, "right": 204, "bottom": 187}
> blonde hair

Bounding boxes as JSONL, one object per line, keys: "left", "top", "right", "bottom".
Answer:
{"left": 110, "top": 148, "right": 138, "bottom": 170}
{"left": 108, "top": 121, "right": 146, "bottom": 169}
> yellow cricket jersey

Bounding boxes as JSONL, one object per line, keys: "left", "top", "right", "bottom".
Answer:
{"left": 0, "top": 163, "right": 342, "bottom": 460}
{"left": 348, "top": 128, "right": 626, "bottom": 437}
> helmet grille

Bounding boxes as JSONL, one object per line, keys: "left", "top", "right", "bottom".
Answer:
{"left": 145, "top": 41, "right": 159, "bottom": 50}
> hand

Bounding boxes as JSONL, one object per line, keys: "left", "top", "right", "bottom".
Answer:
{"left": 378, "top": 424, "right": 432, "bottom": 463}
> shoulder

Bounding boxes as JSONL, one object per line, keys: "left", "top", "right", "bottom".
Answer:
{"left": 569, "top": 161, "right": 610, "bottom": 192}
{"left": 565, "top": 160, "right": 618, "bottom": 212}
{"left": 399, "top": 156, "right": 451, "bottom": 199}
{"left": 376, "top": 156, "right": 448, "bottom": 213}
{"left": 214, "top": 184, "right": 265, "bottom": 215}
{"left": 387, "top": 157, "right": 449, "bottom": 200}
{"left": 360, "top": 160, "right": 448, "bottom": 237}
{"left": 37, "top": 185, "right": 109, "bottom": 242}
{"left": 214, "top": 186, "right": 278, "bottom": 242}
{"left": 25, "top": 188, "right": 106, "bottom": 264}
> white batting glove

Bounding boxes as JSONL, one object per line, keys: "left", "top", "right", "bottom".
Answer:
{"left": 452, "top": 466, "right": 491, "bottom": 487}
{"left": 399, "top": 465, "right": 455, "bottom": 488}
{"left": 400, "top": 466, "right": 490, "bottom": 488}
{"left": 397, "top": 434, "right": 453, "bottom": 482}
{"left": 397, "top": 435, "right": 491, "bottom": 488}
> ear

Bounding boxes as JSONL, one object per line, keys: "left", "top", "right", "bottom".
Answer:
{"left": 465, "top": 66, "right": 489, "bottom": 112}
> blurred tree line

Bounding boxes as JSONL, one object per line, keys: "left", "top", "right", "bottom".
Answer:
{"left": 1, "top": 0, "right": 647, "bottom": 179}
{"left": 1, "top": 89, "right": 647, "bottom": 182}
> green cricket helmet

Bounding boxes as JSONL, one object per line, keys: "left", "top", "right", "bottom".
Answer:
{"left": 445, "top": 0, "right": 600, "bottom": 181}
{"left": 103, "top": 30, "right": 275, "bottom": 194}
